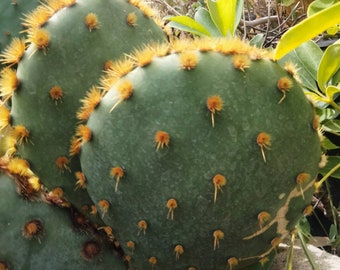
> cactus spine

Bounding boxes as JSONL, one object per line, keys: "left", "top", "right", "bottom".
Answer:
{"left": 79, "top": 39, "right": 322, "bottom": 269}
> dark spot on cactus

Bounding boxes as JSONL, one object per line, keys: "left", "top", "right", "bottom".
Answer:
{"left": 180, "top": 51, "right": 198, "bottom": 70}
{"left": 256, "top": 132, "right": 271, "bottom": 163}
{"left": 213, "top": 230, "right": 224, "bottom": 250}
{"left": 81, "top": 240, "right": 101, "bottom": 261}
{"left": 70, "top": 208, "right": 92, "bottom": 232}
{"left": 85, "top": 13, "right": 99, "bottom": 32}
{"left": 109, "top": 80, "right": 133, "bottom": 112}
{"left": 258, "top": 211, "right": 271, "bottom": 229}
{"left": 0, "top": 37, "right": 26, "bottom": 66}
{"left": 277, "top": 77, "right": 293, "bottom": 104}
{"left": 55, "top": 156, "right": 70, "bottom": 172}
{"left": 232, "top": 54, "right": 250, "bottom": 72}
{"left": 126, "top": 12, "right": 137, "bottom": 26}
{"left": 207, "top": 95, "right": 223, "bottom": 127}
{"left": 23, "top": 219, "right": 44, "bottom": 241}
{"left": 212, "top": 174, "right": 226, "bottom": 203}
{"left": 148, "top": 256, "right": 157, "bottom": 268}
{"left": 49, "top": 86, "right": 63, "bottom": 104}
{"left": 174, "top": 244, "right": 184, "bottom": 260}
{"left": 98, "top": 199, "right": 110, "bottom": 218}
{"left": 137, "top": 219, "right": 147, "bottom": 235}
{"left": 155, "top": 130, "right": 170, "bottom": 151}
{"left": 110, "top": 166, "right": 124, "bottom": 192}
{"left": 166, "top": 198, "right": 177, "bottom": 220}
{"left": 227, "top": 257, "right": 239, "bottom": 270}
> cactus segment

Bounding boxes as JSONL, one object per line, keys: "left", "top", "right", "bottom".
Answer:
{"left": 0, "top": 0, "right": 41, "bottom": 68}
{"left": 0, "top": 173, "right": 126, "bottom": 269}
{"left": 80, "top": 39, "right": 321, "bottom": 269}
{"left": 3, "top": 0, "right": 166, "bottom": 222}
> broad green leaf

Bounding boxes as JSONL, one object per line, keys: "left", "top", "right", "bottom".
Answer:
{"left": 304, "top": 91, "right": 329, "bottom": 104}
{"left": 278, "top": 41, "right": 322, "bottom": 91}
{"left": 318, "top": 41, "right": 340, "bottom": 92}
{"left": 207, "top": 0, "right": 238, "bottom": 36}
{"left": 274, "top": 2, "right": 340, "bottom": 60}
{"left": 194, "top": 7, "right": 221, "bottom": 37}
{"left": 307, "top": 0, "right": 338, "bottom": 16}
{"left": 326, "top": 85, "right": 340, "bottom": 101}
{"left": 319, "top": 156, "right": 340, "bottom": 179}
{"left": 322, "top": 137, "right": 340, "bottom": 150}
{"left": 166, "top": 15, "right": 211, "bottom": 37}
{"left": 316, "top": 107, "right": 337, "bottom": 122}
{"left": 322, "top": 119, "right": 340, "bottom": 132}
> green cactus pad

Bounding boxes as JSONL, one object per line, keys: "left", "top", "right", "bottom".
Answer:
{"left": 4, "top": 0, "right": 166, "bottom": 221}
{"left": 0, "top": 0, "right": 41, "bottom": 68}
{"left": 0, "top": 173, "right": 126, "bottom": 269}
{"left": 80, "top": 39, "right": 321, "bottom": 269}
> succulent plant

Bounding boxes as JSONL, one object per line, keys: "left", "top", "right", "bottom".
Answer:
{"left": 0, "top": 172, "right": 127, "bottom": 269}
{"left": 79, "top": 38, "right": 322, "bottom": 270}
{"left": 0, "top": 0, "right": 166, "bottom": 221}
{"left": 0, "top": 0, "right": 41, "bottom": 69}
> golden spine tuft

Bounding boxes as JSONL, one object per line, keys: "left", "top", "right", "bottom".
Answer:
{"left": 0, "top": 38, "right": 26, "bottom": 66}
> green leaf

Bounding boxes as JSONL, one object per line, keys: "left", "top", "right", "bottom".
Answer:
{"left": 166, "top": 15, "right": 211, "bottom": 37}
{"left": 318, "top": 41, "right": 340, "bottom": 92}
{"left": 207, "top": 0, "right": 238, "bottom": 36}
{"left": 322, "top": 137, "right": 340, "bottom": 150}
{"left": 194, "top": 7, "right": 221, "bottom": 37}
{"left": 319, "top": 156, "right": 340, "bottom": 179}
{"left": 322, "top": 119, "right": 340, "bottom": 132}
{"left": 307, "top": 0, "right": 338, "bottom": 16}
{"left": 278, "top": 41, "right": 322, "bottom": 91}
{"left": 326, "top": 85, "right": 340, "bottom": 101}
{"left": 274, "top": 2, "right": 340, "bottom": 60}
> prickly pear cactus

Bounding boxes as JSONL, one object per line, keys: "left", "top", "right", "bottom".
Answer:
{"left": 0, "top": 0, "right": 40, "bottom": 68}
{"left": 1, "top": 0, "right": 166, "bottom": 221}
{"left": 0, "top": 173, "right": 126, "bottom": 269}
{"left": 79, "top": 39, "right": 322, "bottom": 269}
